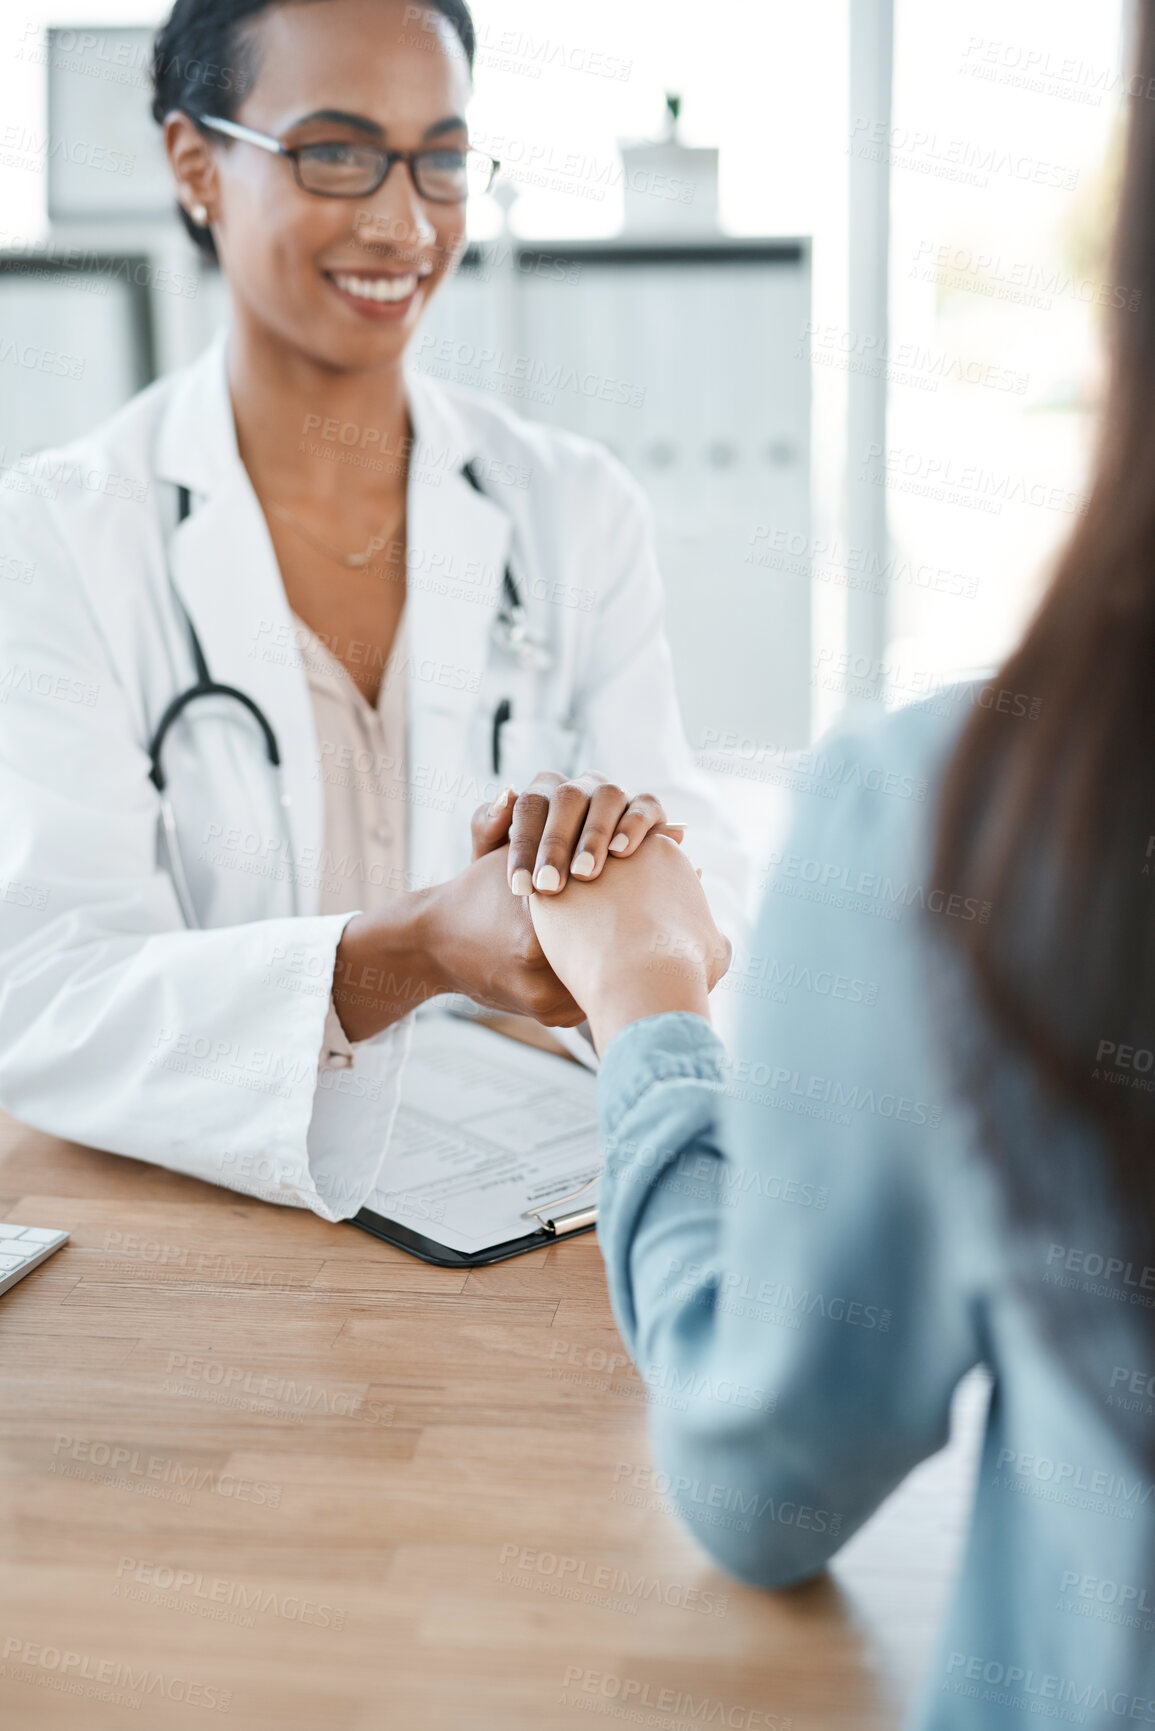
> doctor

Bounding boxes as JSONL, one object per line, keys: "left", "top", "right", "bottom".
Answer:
{"left": 0, "top": 0, "right": 745, "bottom": 1220}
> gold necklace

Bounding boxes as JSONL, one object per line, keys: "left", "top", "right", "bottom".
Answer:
{"left": 267, "top": 500, "right": 405, "bottom": 569}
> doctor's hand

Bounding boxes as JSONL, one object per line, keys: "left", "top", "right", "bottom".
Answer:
{"left": 331, "top": 847, "right": 582, "bottom": 1043}
{"left": 470, "top": 771, "right": 686, "bottom": 897}
{"left": 419, "top": 845, "right": 586, "bottom": 1027}
{"left": 527, "top": 833, "right": 730, "bottom": 1055}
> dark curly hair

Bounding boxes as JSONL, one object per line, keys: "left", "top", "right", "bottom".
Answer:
{"left": 151, "top": 0, "right": 476, "bottom": 260}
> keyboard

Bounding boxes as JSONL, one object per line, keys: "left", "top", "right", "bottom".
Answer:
{"left": 0, "top": 1224, "right": 69, "bottom": 1296}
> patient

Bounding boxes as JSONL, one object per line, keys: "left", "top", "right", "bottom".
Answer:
{"left": 527, "top": 16, "right": 1155, "bottom": 1724}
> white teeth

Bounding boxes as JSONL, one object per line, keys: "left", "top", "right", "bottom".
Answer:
{"left": 333, "top": 272, "right": 419, "bottom": 303}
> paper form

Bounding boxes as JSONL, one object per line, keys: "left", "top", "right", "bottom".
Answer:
{"left": 362, "top": 1014, "right": 601, "bottom": 1254}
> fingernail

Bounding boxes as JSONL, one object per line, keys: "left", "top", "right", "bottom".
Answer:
{"left": 608, "top": 833, "right": 629, "bottom": 853}
{"left": 511, "top": 868, "right": 533, "bottom": 896}
{"left": 535, "top": 864, "right": 561, "bottom": 892}
{"left": 571, "top": 851, "right": 595, "bottom": 878}
{"left": 489, "top": 787, "right": 514, "bottom": 818}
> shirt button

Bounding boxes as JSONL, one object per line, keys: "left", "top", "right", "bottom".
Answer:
{"left": 372, "top": 823, "right": 392, "bottom": 842}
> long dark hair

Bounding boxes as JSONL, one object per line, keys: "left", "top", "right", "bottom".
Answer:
{"left": 934, "top": 10, "right": 1155, "bottom": 1318}
{"left": 150, "top": 0, "right": 476, "bottom": 258}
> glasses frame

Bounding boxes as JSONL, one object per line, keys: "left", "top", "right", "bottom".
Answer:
{"left": 195, "top": 114, "right": 499, "bottom": 203}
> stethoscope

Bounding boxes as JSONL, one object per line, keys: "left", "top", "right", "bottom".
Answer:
{"left": 460, "top": 460, "right": 554, "bottom": 674}
{"left": 459, "top": 457, "right": 554, "bottom": 782}
{"left": 150, "top": 473, "right": 552, "bottom": 928}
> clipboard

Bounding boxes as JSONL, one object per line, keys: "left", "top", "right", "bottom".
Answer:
{"left": 352, "top": 1187, "right": 598, "bottom": 1268}
{"left": 350, "top": 1013, "right": 601, "bottom": 1267}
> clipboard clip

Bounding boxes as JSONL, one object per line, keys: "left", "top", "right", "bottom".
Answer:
{"left": 522, "top": 1175, "right": 598, "bottom": 1237}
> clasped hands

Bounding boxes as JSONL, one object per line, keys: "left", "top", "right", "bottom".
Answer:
{"left": 332, "top": 769, "right": 730, "bottom": 1047}
{"left": 468, "top": 771, "right": 731, "bottom": 1053}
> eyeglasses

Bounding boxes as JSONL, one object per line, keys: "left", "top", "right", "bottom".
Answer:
{"left": 196, "top": 114, "right": 499, "bottom": 203}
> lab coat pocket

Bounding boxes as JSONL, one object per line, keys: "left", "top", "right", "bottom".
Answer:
{"left": 496, "top": 718, "right": 583, "bottom": 788}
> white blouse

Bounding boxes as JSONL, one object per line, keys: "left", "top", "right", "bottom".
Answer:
{"left": 290, "top": 608, "right": 410, "bottom": 1067}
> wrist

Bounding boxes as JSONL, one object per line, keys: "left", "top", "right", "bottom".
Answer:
{"left": 408, "top": 879, "right": 454, "bottom": 998}
{"left": 332, "top": 890, "right": 447, "bottom": 1042}
{"left": 585, "top": 957, "right": 710, "bottom": 1055}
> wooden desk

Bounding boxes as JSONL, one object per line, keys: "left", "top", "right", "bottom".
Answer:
{"left": 0, "top": 1112, "right": 981, "bottom": 1731}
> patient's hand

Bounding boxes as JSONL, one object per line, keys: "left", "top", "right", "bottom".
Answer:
{"left": 527, "top": 833, "right": 731, "bottom": 1053}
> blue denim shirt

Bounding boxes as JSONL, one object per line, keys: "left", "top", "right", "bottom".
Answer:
{"left": 596, "top": 694, "right": 1155, "bottom": 1731}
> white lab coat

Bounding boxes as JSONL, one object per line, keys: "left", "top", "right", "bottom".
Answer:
{"left": 0, "top": 330, "right": 748, "bottom": 1220}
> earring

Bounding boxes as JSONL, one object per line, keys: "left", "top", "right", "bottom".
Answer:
{"left": 188, "top": 202, "right": 209, "bottom": 226}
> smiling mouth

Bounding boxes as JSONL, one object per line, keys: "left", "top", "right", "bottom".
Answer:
{"left": 328, "top": 269, "right": 431, "bottom": 303}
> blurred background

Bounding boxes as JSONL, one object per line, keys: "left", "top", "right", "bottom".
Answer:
{"left": 0, "top": 0, "right": 1132, "bottom": 852}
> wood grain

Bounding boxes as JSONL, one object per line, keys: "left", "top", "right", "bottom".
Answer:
{"left": 0, "top": 1114, "right": 977, "bottom": 1730}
